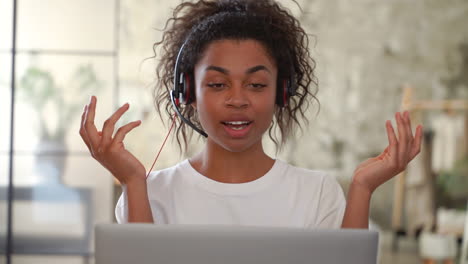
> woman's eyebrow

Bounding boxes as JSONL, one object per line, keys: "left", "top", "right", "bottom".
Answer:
{"left": 205, "top": 65, "right": 229, "bottom": 75}
{"left": 204, "top": 65, "right": 271, "bottom": 75}
{"left": 246, "top": 65, "right": 271, "bottom": 75}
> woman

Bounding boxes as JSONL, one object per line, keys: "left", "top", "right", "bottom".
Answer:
{"left": 79, "top": 0, "right": 423, "bottom": 229}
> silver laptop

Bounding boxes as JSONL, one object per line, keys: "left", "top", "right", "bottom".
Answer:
{"left": 95, "top": 224, "right": 379, "bottom": 264}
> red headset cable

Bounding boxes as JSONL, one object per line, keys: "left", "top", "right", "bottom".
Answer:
{"left": 145, "top": 112, "right": 178, "bottom": 179}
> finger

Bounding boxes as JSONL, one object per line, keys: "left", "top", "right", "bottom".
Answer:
{"left": 404, "top": 111, "right": 414, "bottom": 142}
{"left": 79, "top": 104, "right": 92, "bottom": 150}
{"left": 84, "top": 96, "right": 101, "bottom": 148}
{"left": 409, "top": 124, "right": 423, "bottom": 160}
{"left": 404, "top": 111, "right": 415, "bottom": 158}
{"left": 80, "top": 104, "right": 87, "bottom": 136}
{"left": 111, "top": 120, "right": 142, "bottom": 146}
{"left": 100, "top": 102, "right": 130, "bottom": 150}
{"left": 395, "top": 112, "right": 408, "bottom": 169}
{"left": 386, "top": 120, "right": 399, "bottom": 169}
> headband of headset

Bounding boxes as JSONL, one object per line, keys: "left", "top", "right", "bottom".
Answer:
{"left": 172, "top": 11, "right": 297, "bottom": 107}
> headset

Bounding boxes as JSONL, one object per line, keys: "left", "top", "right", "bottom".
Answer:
{"left": 171, "top": 42, "right": 208, "bottom": 137}
{"left": 170, "top": 41, "right": 298, "bottom": 138}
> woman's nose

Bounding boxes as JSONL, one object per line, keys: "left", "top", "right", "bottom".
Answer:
{"left": 225, "top": 85, "right": 249, "bottom": 108}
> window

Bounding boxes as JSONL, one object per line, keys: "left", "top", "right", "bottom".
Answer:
{"left": 1, "top": 0, "right": 118, "bottom": 263}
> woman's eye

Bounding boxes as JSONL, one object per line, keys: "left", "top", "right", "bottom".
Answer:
{"left": 207, "top": 83, "right": 226, "bottom": 89}
{"left": 249, "top": 83, "right": 267, "bottom": 90}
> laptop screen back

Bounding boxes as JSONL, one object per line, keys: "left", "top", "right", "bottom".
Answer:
{"left": 95, "top": 224, "right": 378, "bottom": 264}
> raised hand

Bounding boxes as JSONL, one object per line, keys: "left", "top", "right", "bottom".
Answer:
{"left": 79, "top": 96, "right": 146, "bottom": 185}
{"left": 352, "top": 111, "right": 424, "bottom": 194}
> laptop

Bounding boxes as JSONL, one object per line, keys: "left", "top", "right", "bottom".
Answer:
{"left": 95, "top": 224, "right": 379, "bottom": 264}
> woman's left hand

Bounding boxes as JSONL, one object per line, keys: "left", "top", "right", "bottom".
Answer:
{"left": 352, "top": 111, "right": 424, "bottom": 194}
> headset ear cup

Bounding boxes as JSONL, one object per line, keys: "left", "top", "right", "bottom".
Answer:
{"left": 275, "top": 78, "right": 282, "bottom": 106}
{"left": 275, "top": 78, "right": 289, "bottom": 107}
{"left": 172, "top": 72, "right": 183, "bottom": 105}
{"left": 181, "top": 73, "right": 190, "bottom": 104}
{"left": 183, "top": 73, "right": 195, "bottom": 104}
{"left": 186, "top": 74, "right": 195, "bottom": 104}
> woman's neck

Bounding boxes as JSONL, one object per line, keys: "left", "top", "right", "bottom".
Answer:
{"left": 189, "top": 139, "right": 275, "bottom": 184}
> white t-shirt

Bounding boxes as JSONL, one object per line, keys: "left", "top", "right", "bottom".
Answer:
{"left": 115, "top": 159, "right": 346, "bottom": 229}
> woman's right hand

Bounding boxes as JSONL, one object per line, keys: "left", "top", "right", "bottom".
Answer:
{"left": 79, "top": 95, "right": 146, "bottom": 185}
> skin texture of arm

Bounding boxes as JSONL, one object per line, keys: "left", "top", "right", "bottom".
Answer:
{"left": 341, "top": 181, "right": 372, "bottom": 228}
{"left": 126, "top": 178, "right": 154, "bottom": 223}
{"left": 341, "top": 111, "right": 423, "bottom": 229}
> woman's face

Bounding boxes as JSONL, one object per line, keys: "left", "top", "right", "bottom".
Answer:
{"left": 193, "top": 39, "right": 277, "bottom": 153}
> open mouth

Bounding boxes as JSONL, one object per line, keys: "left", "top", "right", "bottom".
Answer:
{"left": 221, "top": 121, "right": 253, "bottom": 131}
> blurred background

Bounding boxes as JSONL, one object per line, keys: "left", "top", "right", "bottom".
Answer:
{"left": 0, "top": 0, "right": 467, "bottom": 263}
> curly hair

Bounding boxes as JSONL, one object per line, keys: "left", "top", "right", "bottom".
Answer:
{"left": 152, "top": 0, "right": 319, "bottom": 154}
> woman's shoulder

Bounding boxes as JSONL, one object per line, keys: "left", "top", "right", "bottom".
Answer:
{"left": 279, "top": 160, "right": 328, "bottom": 179}
{"left": 145, "top": 159, "right": 191, "bottom": 185}
{"left": 279, "top": 160, "right": 342, "bottom": 190}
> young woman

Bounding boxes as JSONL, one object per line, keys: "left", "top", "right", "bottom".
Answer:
{"left": 79, "top": 0, "right": 423, "bottom": 229}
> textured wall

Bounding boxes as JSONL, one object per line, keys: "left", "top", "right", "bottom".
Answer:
{"left": 291, "top": 0, "right": 468, "bottom": 228}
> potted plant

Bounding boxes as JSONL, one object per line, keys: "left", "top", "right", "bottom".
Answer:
{"left": 19, "top": 64, "right": 102, "bottom": 184}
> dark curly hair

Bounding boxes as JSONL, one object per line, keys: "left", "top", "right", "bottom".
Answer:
{"left": 152, "top": 0, "right": 319, "bottom": 154}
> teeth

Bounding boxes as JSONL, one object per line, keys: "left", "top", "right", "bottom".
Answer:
{"left": 225, "top": 121, "right": 250, "bottom": 125}
{"left": 231, "top": 126, "right": 247, "bottom": 130}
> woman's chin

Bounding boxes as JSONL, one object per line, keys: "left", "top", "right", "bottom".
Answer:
{"left": 209, "top": 137, "right": 261, "bottom": 154}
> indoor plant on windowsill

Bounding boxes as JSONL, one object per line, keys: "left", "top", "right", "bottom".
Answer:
{"left": 19, "top": 64, "right": 102, "bottom": 185}
{"left": 435, "top": 155, "right": 468, "bottom": 236}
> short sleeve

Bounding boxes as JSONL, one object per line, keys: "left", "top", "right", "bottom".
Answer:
{"left": 314, "top": 175, "right": 346, "bottom": 229}
{"left": 115, "top": 185, "right": 128, "bottom": 224}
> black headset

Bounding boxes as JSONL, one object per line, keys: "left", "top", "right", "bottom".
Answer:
{"left": 171, "top": 41, "right": 297, "bottom": 138}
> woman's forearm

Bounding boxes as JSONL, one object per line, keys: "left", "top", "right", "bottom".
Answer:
{"left": 126, "top": 178, "right": 154, "bottom": 223}
{"left": 341, "top": 181, "right": 372, "bottom": 229}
